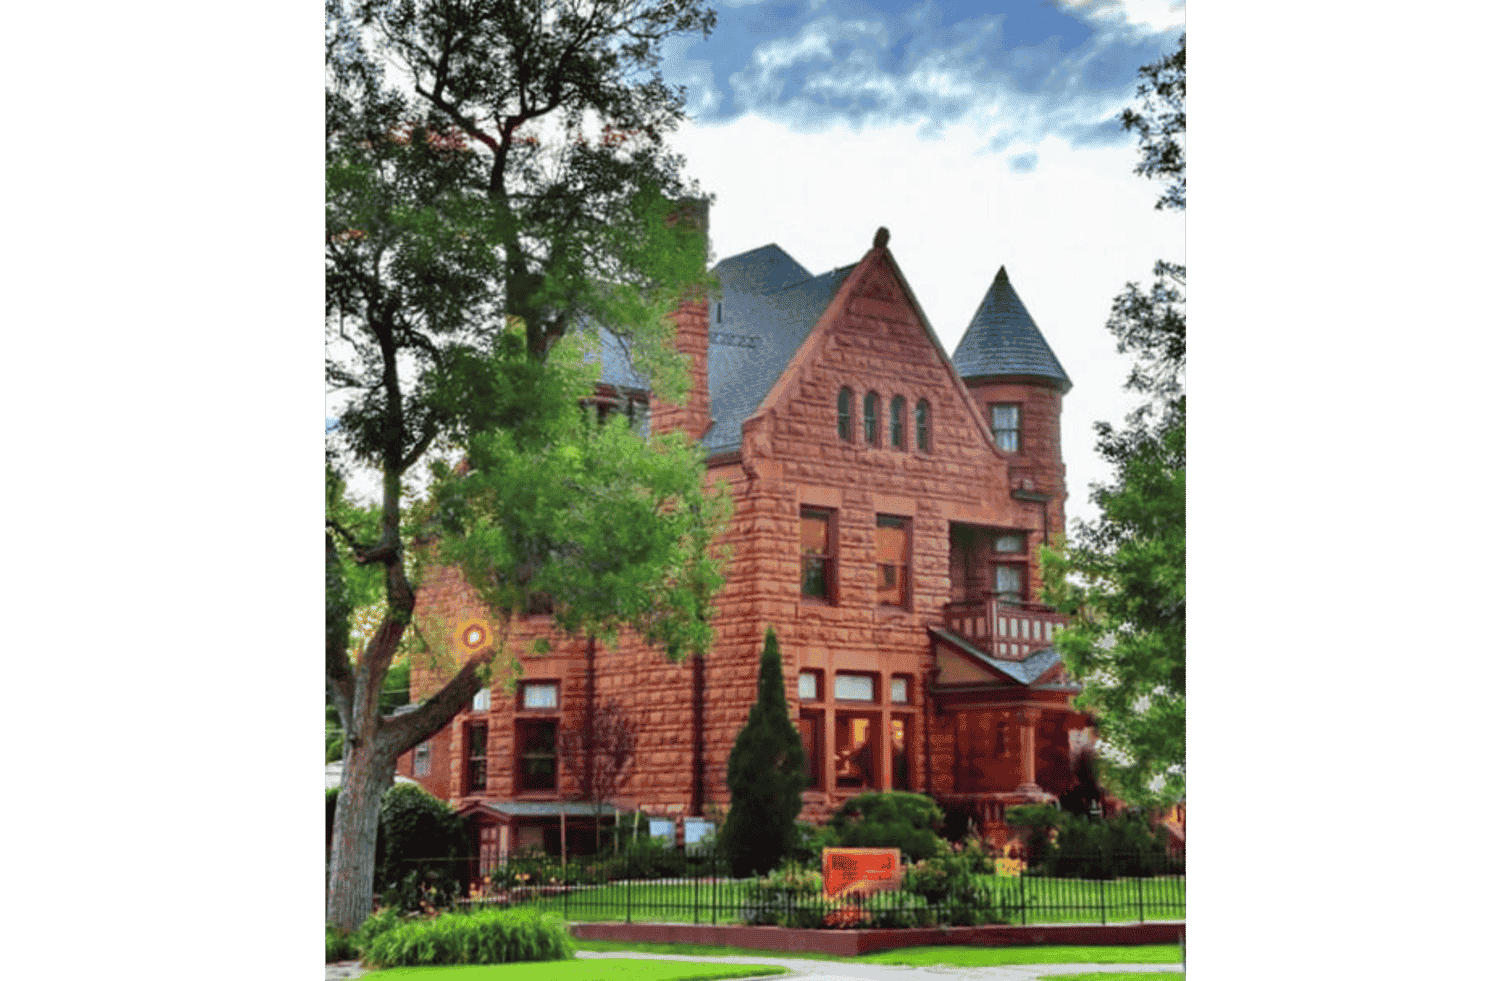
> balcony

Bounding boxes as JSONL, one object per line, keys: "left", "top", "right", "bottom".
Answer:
{"left": 941, "top": 596, "right": 1069, "bottom": 661}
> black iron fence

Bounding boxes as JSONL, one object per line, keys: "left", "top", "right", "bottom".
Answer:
{"left": 425, "top": 845, "right": 1184, "bottom": 928}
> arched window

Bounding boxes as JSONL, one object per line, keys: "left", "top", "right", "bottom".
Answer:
{"left": 890, "top": 395, "right": 905, "bottom": 449}
{"left": 837, "top": 387, "right": 853, "bottom": 442}
{"left": 915, "top": 399, "right": 930, "bottom": 451}
{"left": 863, "top": 391, "right": 879, "bottom": 445}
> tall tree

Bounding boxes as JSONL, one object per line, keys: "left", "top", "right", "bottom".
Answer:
{"left": 1041, "top": 35, "right": 1186, "bottom": 808}
{"left": 720, "top": 627, "right": 807, "bottom": 878}
{"left": 325, "top": 0, "right": 723, "bottom": 931}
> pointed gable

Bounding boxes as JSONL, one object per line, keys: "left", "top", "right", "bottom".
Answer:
{"left": 951, "top": 267, "right": 1072, "bottom": 393}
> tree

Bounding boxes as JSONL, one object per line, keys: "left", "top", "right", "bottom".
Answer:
{"left": 1040, "top": 35, "right": 1185, "bottom": 808}
{"left": 826, "top": 791, "right": 946, "bottom": 862}
{"left": 720, "top": 627, "right": 807, "bottom": 878}
{"left": 557, "top": 695, "right": 638, "bottom": 853}
{"left": 325, "top": 0, "right": 724, "bottom": 931}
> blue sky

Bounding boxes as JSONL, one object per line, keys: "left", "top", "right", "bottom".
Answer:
{"left": 653, "top": 0, "right": 1186, "bottom": 530}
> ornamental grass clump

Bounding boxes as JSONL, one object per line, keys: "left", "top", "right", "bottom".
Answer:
{"left": 361, "top": 906, "right": 575, "bottom": 968}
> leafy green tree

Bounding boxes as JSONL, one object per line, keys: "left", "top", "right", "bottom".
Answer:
{"left": 720, "top": 627, "right": 807, "bottom": 877}
{"left": 1040, "top": 36, "right": 1185, "bottom": 808}
{"left": 325, "top": 0, "right": 723, "bottom": 931}
{"left": 827, "top": 791, "right": 946, "bottom": 862}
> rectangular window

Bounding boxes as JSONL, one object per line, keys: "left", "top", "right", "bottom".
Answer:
{"left": 990, "top": 403, "right": 1020, "bottom": 452}
{"left": 890, "top": 677, "right": 909, "bottom": 704}
{"left": 798, "top": 670, "right": 822, "bottom": 701}
{"left": 798, "top": 711, "right": 824, "bottom": 790}
{"left": 891, "top": 717, "right": 910, "bottom": 791}
{"left": 993, "top": 532, "right": 1025, "bottom": 553}
{"left": 801, "top": 508, "right": 835, "bottom": 600}
{"left": 472, "top": 687, "right": 491, "bottom": 712}
{"left": 835, "top": 714, "right": 879, "bottom": 789}
{"left": 516, "top": 719, "right": 558, "bottom": 793}
{"left": 993, "top": 564, "right": 1024, "bottom": 605}
{"left": 521, "top": 682, "right": 559, "bottom": 710}
{"left": 875, "top": 514, "right": 910, "bottom": 608}
{"left": 834, "top": 673, "right": 875, "bottom": 701}
{"left": 413, "top": 740, "right": 431, "bottom": 777}
{"left": 465, "top": 723, "right": 488, "bottom": 794}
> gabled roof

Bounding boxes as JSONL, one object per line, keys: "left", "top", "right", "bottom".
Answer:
{"left": 929, "top": 627, "right": 1072, "bottom": 687}
{"left": 950, "top": 267, "right": 1071, "bottom": 393}
{"left": 700, "top": 247, "right": 854, "bottom": 453}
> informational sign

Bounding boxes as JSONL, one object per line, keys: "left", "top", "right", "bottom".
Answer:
{"left": 821, "top": 847, "right": 902, "bottom": 899}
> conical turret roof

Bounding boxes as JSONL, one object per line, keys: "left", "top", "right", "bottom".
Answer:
{"left": 951, "top": 267, "right": 1071, "bottom": 393}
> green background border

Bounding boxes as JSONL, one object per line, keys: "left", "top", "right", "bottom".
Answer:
{"left": 8, "top": 1, "right": 1488, "bottom": 981}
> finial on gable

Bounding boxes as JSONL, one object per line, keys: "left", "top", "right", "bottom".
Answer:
{"left": 873, "top": 226, "right": 890, "bottom": 249}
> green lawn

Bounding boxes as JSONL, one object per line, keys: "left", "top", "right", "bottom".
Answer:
{"left": 364, "top": 960, "right": 789, "bottom": 981}
{"left": 573, "top": 940, "right": 1184, "bottom": 966}
{"left": 504, "top": 874, "right": 1183, "bottom": 926}
{"left": 1046, "top": 974, "right": 1183, "bottom": 981}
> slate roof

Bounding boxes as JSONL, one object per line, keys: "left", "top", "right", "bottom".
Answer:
{"left": 950, "top": 267, "right": 1071, "bottom": 393}
{"left": 929, "top": 626, "right": 1071, "bottom": 687}
{"left": 701, "top": 246, "right": 854, "bottom": 453}
{"left": 469, "top": 800, "right": 623, "bottom": 818}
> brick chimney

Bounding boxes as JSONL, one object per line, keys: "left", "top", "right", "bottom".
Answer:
{"left": 652, "top": 198, "right": 712, "bottom": 441}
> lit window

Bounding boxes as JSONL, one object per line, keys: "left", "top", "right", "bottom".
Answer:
{"left": 837, "top": 388, "right": 853, "bottom": 442}
{"left": 864, "top": 391, "right": 879, "bottom": 444}
{"left": 990, "top": 404, "right": 1020, "bottom": 452}
{"left": 801, "top": 508, "right": 835, "bottom": 600}
{"left": 799, "top": 671, "right": 821, "bottom": 700}
{"left": 890, "top": 678, "right": 908, "bottom": 703}
{"left": 835, "top": 673, "right": 874, "bottom": 701}
{"left": 835, "top": 715, "right": 878, "bottom": 789}
{"left": 875, "top": 515, "right": 910, "bottom": 608}
{"left": 890, "top": 395, "right": 905, "bottom": 449}
{"left": 915, "top": 400, "right": 930, "bottom": 451}
{"left": 521, "top": 682, "right": 558, "bottom": 710}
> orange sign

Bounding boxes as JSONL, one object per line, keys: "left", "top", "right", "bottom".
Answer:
{"left": 821, "top": 847, "right": 902, "bottom": 899}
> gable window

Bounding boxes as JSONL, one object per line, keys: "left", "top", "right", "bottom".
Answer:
{"left": 890, "top": 395, "right": 905, "bottom": 449}
{"left": 863, "top": 391, "right": 879, "bottom": 445}
{"left": 990, "top": 404, "right": 1020, "bottom": 452}
{"left": 516, "top": 719, "right": 557, "bottom": 792}
{"left": 837, "top": 387, "right": 853, "bottom": 442}
{"left": 875, "top": 514, "right": 910, "bottom": 608}
{"left": 465, "top": 723, "right": 488, "bottom": 794}
{"left": 915, "top": 399, "right": 930, "bottom": 451}
{"left": 801, "top": 507, "right": 835, "bottom": 601}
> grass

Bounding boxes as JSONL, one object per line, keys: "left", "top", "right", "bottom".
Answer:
{"left": 1046, "top": 974, "right": 1183, "bottom": 981}
{"left": 572, "top": 940, "right": 1183, "bottom": 966}
{"left": 501, "top": 874, "right": 1183, "bottom": 926}
{"left": 363, "top": 961, "right": 789, "bottom": 980}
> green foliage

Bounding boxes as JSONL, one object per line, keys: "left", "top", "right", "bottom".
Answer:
{"left": 740, "top": 862, "right": 828, "bottom": 927}
{"left": 785, "top": 821, "right": 840, "bottom": 866}
{"left": 362, "top": 906, "right": 575, "bottom": 968}
{"left": 326, "top": 923, "right": 358, "bottom": 962}
{"left": 1040, "top": 39, "right": 1186, "bottom": 809}
{"left": 1004, "top": 805, "right": 1171, "bottom": 879}
{"left": 720, "top": 628, "right": 808, "bottom": 877}
{"left": 826, "top": 792, "right": 947, "bottom": 862}
{"left": 904, "top": 836, "right": 1007, "bottom": 926}
{"left": 376, "top": 784, "right": 469, "bottom": 911}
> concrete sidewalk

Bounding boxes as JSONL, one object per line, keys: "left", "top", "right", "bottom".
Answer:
{"left": 326, "top": 951, "right": 1184, "bottom": 980}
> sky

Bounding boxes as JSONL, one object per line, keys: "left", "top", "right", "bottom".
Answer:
{"left": 330, "top": 0, "right": 1187, "bottom": 530}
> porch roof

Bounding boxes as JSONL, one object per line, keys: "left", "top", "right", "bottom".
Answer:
{"left": 929, "top": 626, "right": 1070, "bottom": 687}
{"left": 464, "top": 801, "right": 623, "bottom": 819}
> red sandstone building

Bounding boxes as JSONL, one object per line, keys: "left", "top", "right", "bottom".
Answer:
{"left": 399, "top": 228, "right": 1096, "bottom": 866}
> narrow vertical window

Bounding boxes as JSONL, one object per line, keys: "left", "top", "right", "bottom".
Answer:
{"left": 863, "top": 391, "right": 879, "bottom": 444}
{"left": 516, "top": 720, "right": 557, "bottom": 792}
{"left": 801, "top": 508, "right": 834, "bottom": 600}
{"left": 915, "top": 399, "right": 930, "bottom": 451}
{"left": 890, "top": 718, "right": 910, "bottom": 790}
{"left": 990, "top": 403, "right": 1020, "bottom": 452}
{"left": 798, "top": 712, "right": 824, "bottom": 790}
{"left": 890, "top": 395, "right": 905, "bottom": 449}
{"left": 465, "top": 723, "right": 488, "bottom": 794}
{"left": 875, "top": 515, "right": 911, "bottom": 608}
{"left": 837, "top": 387, "right": 853, "bottom": 442}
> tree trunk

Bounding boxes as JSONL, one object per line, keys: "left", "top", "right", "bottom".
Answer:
{"left": 327, "top": 723, "right": 398, "bottom": 931}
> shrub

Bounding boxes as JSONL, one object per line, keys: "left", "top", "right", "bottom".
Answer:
{"left": 721, "top": 628, "right": 807, "bottom": 878}
{"left": 326, "top": 906, "right": 405, "bottom": 963}
{"left": 326, "top": 924, "right": 357, "bottom": 963}
{"left": 785, "top": 821, "right": 840, "bottom": 866}
{"left": 362, "top": 906, "right": 575, "bottom": 968}
{"left": 827, "top": 791, "right": 947, "bottom": 862}
{"left": 740, "top": 862, "right": 829, "bottom": 928}
{"left": 1006, "top": 804, "right": 1171, "bottom": 878}
{"left": 375, "top": 783, "right": 468, "bottom": 911}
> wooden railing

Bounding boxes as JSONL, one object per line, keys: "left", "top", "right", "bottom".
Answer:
{"left": 941, "top": 597, "right": 1069, "bottom": 661}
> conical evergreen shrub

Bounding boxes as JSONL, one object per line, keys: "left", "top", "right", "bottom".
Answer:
{"left": 720, "top": 626, "right": 807, "bottom": 877}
